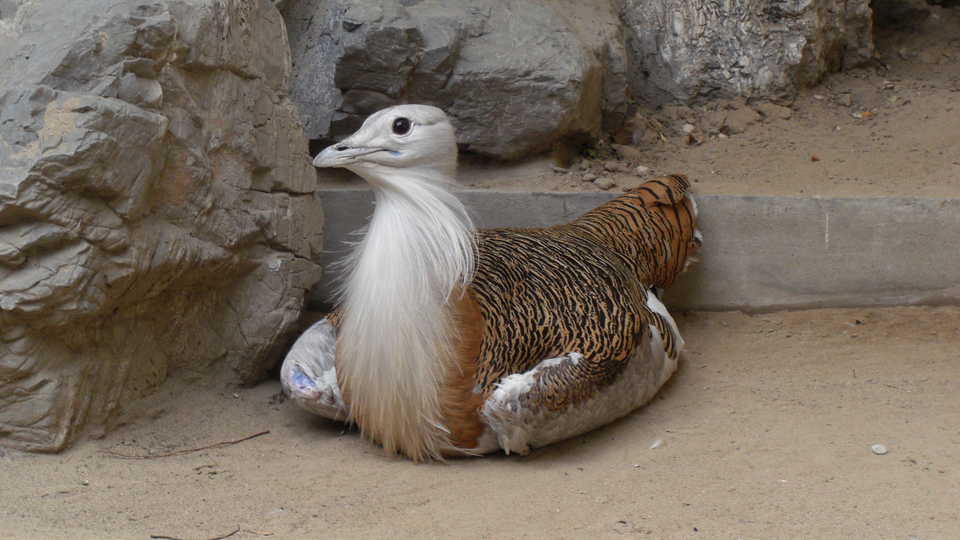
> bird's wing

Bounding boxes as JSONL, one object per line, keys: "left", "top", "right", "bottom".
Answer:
{"left": 480, "top": 287, "right": 681, "bottom": 455}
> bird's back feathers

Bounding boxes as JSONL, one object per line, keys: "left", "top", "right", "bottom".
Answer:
{"left": 465, "top": 175, "right": 700, "bottom": 409}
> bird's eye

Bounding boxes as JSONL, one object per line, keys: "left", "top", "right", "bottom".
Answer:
{"left": 392, "top": 117, "right": 411, "bottom": 135}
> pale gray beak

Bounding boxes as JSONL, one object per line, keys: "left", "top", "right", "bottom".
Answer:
{"left": 312, "top": 142, "right": 395, "bottom": 168}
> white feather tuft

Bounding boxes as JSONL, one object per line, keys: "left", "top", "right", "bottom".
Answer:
{"left": 321, "top": 105, "right": 476, "bottom": 460}
{"left": 338, "top": 174, "right": 475, "bottom": 460}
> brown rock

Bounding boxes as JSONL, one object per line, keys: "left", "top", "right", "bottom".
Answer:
{"left": 611, "top": 144, "right": 644, "bottom": 164}
{"left": 723, "top": 107, "right": 762, "bottom": 134}
{"left": 756, "top": 102, "right": 794, "bottom": 121}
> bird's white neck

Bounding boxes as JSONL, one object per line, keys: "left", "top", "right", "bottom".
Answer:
{"left": 337, "top": 167, "right": 475, "bottom": 460}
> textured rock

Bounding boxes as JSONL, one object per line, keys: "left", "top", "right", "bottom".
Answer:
{"left": 281, "top": 0, "right": 874, "bottom": 159}
{"left": 623, "top": 0, "right": 875, "bottom": 105}
{"left": 0, "top": 0, "right": 322, "bottom": 452}
{"left": 281, "top": 0, "right": 627, "bottom": 159}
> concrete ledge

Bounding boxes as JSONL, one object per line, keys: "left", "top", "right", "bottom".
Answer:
{"left": 311, "top": 189, "right": 960, "bottom": 311}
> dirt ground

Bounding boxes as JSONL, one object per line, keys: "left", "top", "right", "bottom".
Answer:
{"left": 3, "top": 307, "right": 960, "bottom": 539}
{"left": 4, "top": 7, "right": 960, "bottom": 540}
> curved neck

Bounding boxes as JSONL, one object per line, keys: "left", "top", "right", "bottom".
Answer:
{"left": 337, "top": 168, "right": 476, "bottom": 460}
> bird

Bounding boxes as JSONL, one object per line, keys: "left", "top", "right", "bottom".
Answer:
{"left": 280, "top": 104, "right": 702, "bottom": 461}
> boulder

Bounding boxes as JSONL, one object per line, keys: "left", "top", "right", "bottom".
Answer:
{"left": 282, "top": 0, "right": 875, "bottom": 159}
{"left": 281, "top": 0, "right": 628, "bottom": 159}
{"left": 622, "top": 0, "right": 875, "bottom": 105}
{"left": 0, "top": 0, "right": 322, "bottom": 452}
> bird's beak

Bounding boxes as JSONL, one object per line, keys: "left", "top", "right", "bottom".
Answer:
{"left": 313, "top": 142, "right": 390, "bottom": 168}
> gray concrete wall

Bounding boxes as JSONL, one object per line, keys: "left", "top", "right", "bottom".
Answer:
{"left": 311, "top": 189, "right": 960, "bottom": 311}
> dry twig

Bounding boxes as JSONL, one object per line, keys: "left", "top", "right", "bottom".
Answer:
{"left": 103, "top": 431, "right": 270, "bottom": 459}
{"left": 149, "top": 527, "right": 241, "bottom": 540}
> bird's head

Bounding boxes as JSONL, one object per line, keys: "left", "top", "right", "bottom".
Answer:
{"left": 313, "top": 104, "right": 458, "bottom": 185}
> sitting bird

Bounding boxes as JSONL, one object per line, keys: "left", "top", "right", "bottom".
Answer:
{"left": 281, "top": 104, "right": 702, "bottom": 461}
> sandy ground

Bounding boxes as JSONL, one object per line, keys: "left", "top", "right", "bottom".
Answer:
{"left": 5, "top": 8, "right": 960, "bottom": 540}
{"left": 3, "top": 307, "right": 960, "bottom": 539}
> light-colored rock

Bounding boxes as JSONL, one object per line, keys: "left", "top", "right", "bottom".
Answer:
{"left": 834, "top": 93, "right": 854, "bottom": 107}
{"left": 0, "top": 0, "right": 322, "bottom": 452}
{"left": 622, "top": 0, "right": 874, "bottom": 105}
{"left": 281, "top": 0, "right": 628, "bottom": 159}
{"left": 593, "top": 177, "right": 617, "bottom": 190}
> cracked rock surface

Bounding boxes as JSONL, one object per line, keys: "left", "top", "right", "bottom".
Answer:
{"left": 280, "top": 0, "right": 873, "bottom": 160}
{"left": 0, "top": 0, "right": 322, "bottom": 452}
{"left": 623, "top": 0, "right": 874, "bottom": 104}
{"left": 281, "top": 0, "right": 628, "bottom": 159}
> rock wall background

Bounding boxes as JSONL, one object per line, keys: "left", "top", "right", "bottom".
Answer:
{"left": 0, "top": 0, "right": 322, "bottom": 452}
{"left": 281, "top": 0, "right": 873, "bottom": 160}
{"left": 280, "top": 0, "right": 628, "bottom": 159}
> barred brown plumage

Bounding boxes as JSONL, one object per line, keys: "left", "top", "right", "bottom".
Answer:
{"left": 472, "top": 174, "right": 699, "bottom": 393}
{"left": 280, "top": 105, "right": 702, "bottom": 461}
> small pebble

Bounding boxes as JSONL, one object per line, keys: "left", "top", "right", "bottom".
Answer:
{"left": 581, "top": 172, "right": 598, "bottom": 182}
{"left": 80, "top": 479, "right": 89, "bottom": 486}
{"left": 635, "top": 165, "right": 651, "bottom": 175}
{"left": 871, "top": 443, "right": 889, "bottom": 455}
{"left": 550, "top": 165, "right": 569, "bottom": 174}
{"left": 649, "top": 439, "right": 664, "bottom": 450}
{"left": 593, "top": 177, "right": 616, "bottom": 190}
{"left": 682, "top": 123, "right": 696, "bottom": 134}
{"left": 603, "top": 161, "right": 625, "bottom": 173}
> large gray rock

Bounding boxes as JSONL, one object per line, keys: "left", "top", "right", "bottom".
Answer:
{"left": 282, "top": 0, "right": 874, "bottom": 159}
{"left": 281, "top": 0, "right": 627, "bottom": 159}
{"left": 623, "top": 0, "right": 875, "bottom": 104}
{"left": 0, "top": 0, "right": 322, "bottom": 452}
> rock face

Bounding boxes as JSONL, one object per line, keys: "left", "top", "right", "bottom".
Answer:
{"left": 281, "top": 0, "right": 627, "bottom": 159}
{"left": 622, "top": 0, "right": 874, "bottom": 105}
{"left": 281, "top": 0, "right": 873, "bottom": 159}
{"left": 0, "top": 0, "right": 322, "bottom": 452}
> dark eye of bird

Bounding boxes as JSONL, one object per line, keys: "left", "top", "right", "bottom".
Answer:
{"left": 392, "top": 117, "right": 411, "bottom": 135}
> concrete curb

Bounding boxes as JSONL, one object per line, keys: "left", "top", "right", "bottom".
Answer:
{"left": 310, "top": 189, "right": 960, "bottom": 311}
